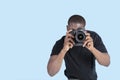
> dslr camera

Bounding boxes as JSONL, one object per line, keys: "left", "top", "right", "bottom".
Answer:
{"left": 70, "top": 28, "right": 86, "bottom": 46}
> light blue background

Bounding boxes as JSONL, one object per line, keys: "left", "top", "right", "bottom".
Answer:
{"left": 0, "top": 0, "right": 119, "bottom": 80}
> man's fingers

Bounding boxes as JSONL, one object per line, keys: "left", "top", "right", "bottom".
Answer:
{"left": 85, "top": 42, "right": 91, "bottom": 48}
{"left": 68, "top": 43, "right": 74, "bottom": 48}
{"left": 83, "top": 39, "right": 93, "bottom": 47}
{"left": 66, "top": 29, "right": 72, "bottom": 34}
{"left": 83, "top": 41, "right": 87, "bottom": 47}
{"left": 65, "top": 29, "right": 74, "bottom": 39}
{"left": 66, "top": 34, "right": 74, "bottom": 39}
{"left": 85, "top": 32, "right": 90, "bottom": 36}
{"left": 69, "top": 39, "right": 75, "bottom": 45}
{"left": 66, "top": 38, "right": 75, "bottom": 45}
{"left": 85, "top": 37, "right": 93, "bottom": 42}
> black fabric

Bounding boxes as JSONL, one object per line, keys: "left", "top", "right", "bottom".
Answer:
{"left": 50, "top": 30, "right": 108, "bottom": 80}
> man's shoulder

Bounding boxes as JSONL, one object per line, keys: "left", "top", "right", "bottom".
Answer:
{"left": 88, "top": 30, "right": 101, "bottom": 36}
{"left": 56, "top": 36, "right": 65, "bottom": 43}
{"left": 87, "top": 30, "right": 98, "bottom": 35}
{"left": 87, "top": 30, "right": 101, "bottom": 39}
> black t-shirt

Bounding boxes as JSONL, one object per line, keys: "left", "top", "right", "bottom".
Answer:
{"left": 50, "top": 30, "right": 108, "bottom": 80}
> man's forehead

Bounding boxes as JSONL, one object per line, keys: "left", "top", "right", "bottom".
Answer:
{"left": 69, "top": 23, "right": 83, "bottom": 27}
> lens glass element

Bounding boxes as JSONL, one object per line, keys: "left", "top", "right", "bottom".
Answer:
{"left": 77, "top": 34, "right": 84, "bottom": 40}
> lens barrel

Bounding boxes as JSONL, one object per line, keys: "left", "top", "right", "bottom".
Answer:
{"left": 70, "top": 28, "right": 86, "bottom": 46}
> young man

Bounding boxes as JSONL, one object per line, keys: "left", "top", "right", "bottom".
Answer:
{"left": 47, "top": 15, "right": 110, "bottom": 80}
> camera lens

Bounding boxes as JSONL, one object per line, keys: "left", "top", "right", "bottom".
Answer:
{"left": 76, "top": 31, "right": 86, "bottom": 42}
{"left": 70, "top": 28, "right": 86, "bottom": 46}
{"left": 77, "top": 34, "right": 84, "bottom": 40}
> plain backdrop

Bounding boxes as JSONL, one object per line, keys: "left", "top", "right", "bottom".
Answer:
{"left": 0, "top": 0, "right": 120, "bottom": 80}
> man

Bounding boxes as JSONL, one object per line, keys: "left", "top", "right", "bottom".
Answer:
{"left": 47, "top": 15, "right": 110, "bottom": 80}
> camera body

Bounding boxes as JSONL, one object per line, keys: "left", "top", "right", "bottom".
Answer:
{"left": 70, "top": 28, "right": 86, "bottom": 46}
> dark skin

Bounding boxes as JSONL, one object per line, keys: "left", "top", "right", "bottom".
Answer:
{"left": 47, "top": 23, "right": 110, "bottom": 76}
{"left": 65, "top": 22, "right": 93, "bottom": 50}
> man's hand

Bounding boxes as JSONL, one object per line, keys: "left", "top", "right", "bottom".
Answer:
{"left": 83, "top": 32, "right": 94, "bottom": 51}
{"left": 63, "top": 30, "right": 75, "bottom": 52}
{"left": 47, "top": 30, "right": 75, "bottom": 77}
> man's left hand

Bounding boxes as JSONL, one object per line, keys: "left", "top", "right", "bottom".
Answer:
{"left": 83, "top": 32, "right": 94, "bottom": 51}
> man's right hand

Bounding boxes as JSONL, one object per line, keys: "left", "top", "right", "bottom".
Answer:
{"left": 63, "top": 30, "right": 75, "bottom": 52}
{"left": 47, "top": 30, "right": 75, "bottom": 77}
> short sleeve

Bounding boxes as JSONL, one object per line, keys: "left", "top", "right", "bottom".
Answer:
{"left": 50, "top": 36, "right": 64, "bottom": 56}
{"left": 94, "top": 33, "right": 108, "bottom": 53}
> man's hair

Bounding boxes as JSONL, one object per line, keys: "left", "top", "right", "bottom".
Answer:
{"left": 68, "top": 15, "right": 86, "bottom": 27}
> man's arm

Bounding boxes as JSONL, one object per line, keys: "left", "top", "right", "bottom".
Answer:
{"left": 47, "top": 30, "right": 74, "bottom": 76}
{"left": 83, "top": 32, "right": 110, "bottom": 67}
{"left": 90, "top": 48, "right": 110, "bottom": 66}
{"left": 47, "top": 48, "right": 67, "bottom": 76}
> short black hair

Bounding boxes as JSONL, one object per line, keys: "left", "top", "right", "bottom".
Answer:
{"left": 68, "top": 15, "right": 86, "bottom": 27}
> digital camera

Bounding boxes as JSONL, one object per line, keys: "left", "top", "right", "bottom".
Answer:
{"left": 70, "top": 28, "right": 86, "bottom": 46}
